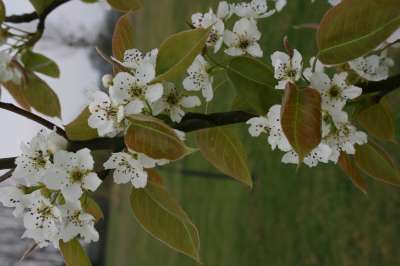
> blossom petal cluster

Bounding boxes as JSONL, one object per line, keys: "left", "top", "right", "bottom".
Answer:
{"left": 0, "top": 129, "right": 100, "bottom": 248}
{"left": 247, "top": 48, "right": 371, "bottom": 167}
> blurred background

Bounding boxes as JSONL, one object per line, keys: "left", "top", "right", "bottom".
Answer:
{"left": 1, "top": 0, "right": 400, "bottom": 266}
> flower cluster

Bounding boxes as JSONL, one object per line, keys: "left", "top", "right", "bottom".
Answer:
{"left": 247, "top": 48, "right": 374, "bottom": 167}
{"left": 191, "top": 0, "right": 286, "bottom": 59}
{"left": 0, "top": 129, "right": 100, "bottom": 248}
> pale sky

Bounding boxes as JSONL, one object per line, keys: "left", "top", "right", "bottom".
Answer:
{"left": 0, "top": 1, "right": 109, "bottom": 162}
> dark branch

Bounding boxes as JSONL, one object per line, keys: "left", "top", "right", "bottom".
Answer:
{"left": 5, "top": 0, "right": 71, "bottom": 24}
{"left": 358, "top": 73, "right": 400, "bottom": 94}
{"left": 174, "top": 111, "right": 255, "bottom": 132}
{"left": 0, "top": 102, "right": 67, "bottom": 138}
{"left": 0, "top": 158, "right": 16, "bottom": 171}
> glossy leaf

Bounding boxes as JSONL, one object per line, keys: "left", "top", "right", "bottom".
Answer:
{"left": 107, "top": 0, "right": 142, "bottom": 12}
{"left": 22, "top": 50, "right": 60, "bottom": 78}
{"left": 3, "top": 82, "right": 31, "bottom": 110}
{"left": 125, "top": 115, "right": 192, "bottom": 160}
{"left": 355, "top": 141, "right": 400, "bottom": 186}
{"left": 318, "top": 0, "right": 400, "bottom": 64}
{"left": 29, "top": 0, "right": 53, "bottom": 14}
{"left": 82, "top": 196, "right": 104, "bottom": 223}
{"left": 227, "top": 56, "right": 280, "bottom": 115}
{"left": 130, "top": 180, "right": 200, "bottom": 262}
{"left": 25, "top": 73, "right": 61, "bottom": 118}
{"left": 356, "top": 102, "right": 395, "bottom": 142}
{"left": 59, "top": 239, "right": 92, "bottom": 266}
{"left": 112, "top": 12, "right": 136, "bottom": 61}
{"left": 154, "top": 28, "right": 211, "bottom": 83}
{"left": 65, "top": 107, "right": 98, "bottom": 141}
{"left": 281, "top": 83, "right": 322, "bottom": 161}
{"left": 196, "top": 126, "right": 252, "bottom": 188}
{"left": 338, "top": 153, "right": 367, "bottom": 195}
{"left": 0, "top": 0, "right": 5, "bottom": 22}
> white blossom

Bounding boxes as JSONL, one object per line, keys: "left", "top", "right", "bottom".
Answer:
{"left": 223, "top": 18, "right": 263, "bottom": 58}
{"left": 58, "top": 201, "right": 99, "bottom": 243}
{"left": 122, "top": 48, "right": 158, "bottom": 69}
{"left": 349, "top": 51, "right": 394, "bottom": 82}
{"left": 183, "top": 55, "right": 214, "bottom": 102}
{"left": 303, "top": 56, "right": 325, "bottom": 80}
{"left": 273, "top": 0, "right": 287, "bottom": 11}
{"left": 109, "top": 65, "right": 163, "bottom": 115}
{"left": 22, "top": 191, "right": 62, "bottom": 248}
{"left": 246, "top": 105, "right": 291, "bottom": 152}
{"left": 12, "top": 129, "right": 67, "bottom": 186}
{"left": 328, "top": 0, "right": 341, "bottom": 6}
{"left": 232, "top": 0, "right": 275, "bottom": 19}
{"left": 324, "top": 118, "right": 368, "bottom": 163}
{"left": 216, "top": 1, "right": 233, "bottom": 20}
{"left": 152, "top": 82, "right": 201, "bottom": 122}
{"left": 191, "top": 9, "right": 225, "bottom": 53}
{"left": 0, "top": 186, "right": 27, "bottom": 217}
{"left": 310, "top": 72, "right": 362, "bottom": 112}
{"left": 281, "top": 143, "right": 332, "bottom": 167}
{"left": 247, "top": 116, "right": 269, "bottom": 137}
{"left": 271, "top": 49, "right": 303, "bottom": 90}
{"left": 0, "top": 51, "right": 22, "bottom": 85}
{"left": 43, "top": 148, "right": 102, "bottom": 202}
{"left": 88, "top": 90, "right": 125, "bottom": 137}
{"left": 103, "top": 152, "right": 148, "bottom": 188}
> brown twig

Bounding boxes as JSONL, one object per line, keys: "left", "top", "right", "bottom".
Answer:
{"left": 0, "top": 102, "right": 67, "bottom": 138}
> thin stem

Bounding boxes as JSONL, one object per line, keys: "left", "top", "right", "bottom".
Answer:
{"left": 0, "top": 102, "right": 67, "bottom": 138}
{"left": 0, "top": 157, "right": 16, "bottom": 171}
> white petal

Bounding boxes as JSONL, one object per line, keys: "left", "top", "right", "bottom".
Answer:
{"left": 145, "top": 83, "right": 164, "bottom": 103}
{"left": 82, "top": 172, "right": 102, "bottom": 191}
{"left": 342, "top": 85, "right": 362, "bottom": 100}
{"left": 76, "top": 148, "right": 94, "bottom": 170}
{"left": 225, "top": 47, "right": 245, "bottom": 57}
{"left": 42, "top": 168, "right": 68, "bottom": 190}
{"left": 62, "top": 183, "right": 83, "bottom": 201}
{"left": 281, "top": 151, "right": 299, "bottom": 165}
{"left": 246, "top": 43, "right": 263, "bottom": 58}
{"left": 223, "top": 30, "right": 239, "bottom": 46}
{"left": 310, "top": 72, "right": 331, "bottom": 93}
{"left": 125, "top": 99, "right": 145, "bottom": 115}
{"left": 180, "top": 96, "right": 201, "bottom": 108}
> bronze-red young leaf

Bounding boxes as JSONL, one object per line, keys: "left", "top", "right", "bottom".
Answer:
{"left": 281, "top": 83, "right": 322, "bottom": 161}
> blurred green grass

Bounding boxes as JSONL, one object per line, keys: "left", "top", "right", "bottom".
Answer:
{"left": 105, "top": 1, "right": 400, "bottom": 265}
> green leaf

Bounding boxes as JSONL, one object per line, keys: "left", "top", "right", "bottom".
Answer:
{"left": 356, "top": 102, "right": 396, "bottom": 142}
{"left": 154, "top": 28, "right": 211, "bottom": 83}
{"left": 82, "top": 196, "right": 104, "bottom": 222}
{"left": 125, "top": 115, "right": 192, "bottom": 160}
{"left": 281, "top": 83, "right": 322, "bottom": 161}
{"left": 3, "top": 82, "right": 31, "bottom": 111}
{"left": 22, "top": 50, "right": 60, "bottom": 78}
{"left": 227, "top": 56, "right": 279, "bottom": 115}
{"left": 29, "top": 0, "right": 53, "bottom": 14}
{"left": 65, "top": 107, "right": 98, "bottom": 141}
{"left": 107, "top": 0, "right": 142, "bottom": 12}
{"left": 24, "top": 73, "right": 61, "bottom": 118}
{"left": 355, "top": 141, "right": 400, "bottom": 186}
{"left": 317, "top": 0, "right": 400, "bottom": 64}
{"left": 130, "top": 180, "right": 200, "bottom": 262}
{"left": 196, "top": 126, "right": 253, "bottom": 188}
{"left": 338, "top": 153, "right": 367, "bottom": 195}
{"left": 112, "top": 12, "right": 136, "bottom": 61}
{"left": 0, "top": 0, "right": 5, "bottom": 23}
{"left": 81, "top": 0, "right": 98, "bottom": 3}
{"left": 59, "top": 239, "right": 92, "bottom": 266}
